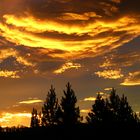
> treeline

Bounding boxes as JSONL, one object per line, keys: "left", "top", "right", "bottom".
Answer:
{"left": 31, "top": 82, "right": 139, "bottom": 128}
{"left": 0, "top": 82, "right": 140, "bottom": 139}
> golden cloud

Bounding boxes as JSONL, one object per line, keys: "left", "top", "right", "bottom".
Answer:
{"left": 19, "top": 99, "right": 43, "bottom": 104}
{"left": 0, "top": 14, "right": 140, "bottom": 59}
{"left": 0, "top": 70, "right": 20, "bottom": 78}
{"left": 83, "top": 97, "right": 96, "bottom": 101}
{"left": 0, "top": 48, "right": 34, "bottom": 67}
{"left": 59, "top": 12, "right": 101, "bottom": 21}
{"left": 0, "top": 112, "right": 31, "bottom": 127}
{"left": 121, "top": 71, "right": 140, "bottom": 86}
{"left": 54, "top": 62, "right": 81, "bottom": 74}
{"left": 100, "top": 51, "right": 140, "bottom": 69}
{"left": 95, "top": 69, "right": 124, "bottom": 79}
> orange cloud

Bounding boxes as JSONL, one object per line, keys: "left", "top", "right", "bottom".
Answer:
{"left": 54, "top": 62, "right": 81, "bottom": 74}
{"left": 19, "top": 99, "right": 43, "bottom": 104}
{"left": 83, "top": 97, "right": 96, "bottom": 101}
{"left": 0, "top": 70, "right": 20, "bottom": 78}
{"left": 1, "top": 14, "right": 140, "bottom": 59}
{"left": 95, "top": 69, "right": 124, "bottom": 79}
{"left": 0, "top": 48, "right": 34, "bottom": 67}
{"left": 59, "top": 12, "right": 101, "bottom": 21}
{"left": 121, "top": 71, "right": 140, "bottom": 86}
{"left": 3, "top": 14, "right": 90, "bottom": 35}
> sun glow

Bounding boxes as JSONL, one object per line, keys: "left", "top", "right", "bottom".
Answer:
{"left": 0, "top": 112, "right": 31, "bottom": 127}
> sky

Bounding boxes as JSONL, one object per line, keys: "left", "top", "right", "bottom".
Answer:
{"left": 0, "top": 0, "right": 140, "bottom": 127}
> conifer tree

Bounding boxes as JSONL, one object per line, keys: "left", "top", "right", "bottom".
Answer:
{"left": 42, "top": 85, "right": 58, "bottom": 126}
{"left": 60, "top": 82, "right": 81, "bottom": 126}
{"left": 86, "top": 94, "right": 111, "bottom": 126}
{"left": 31, "top": 108, "right": 40, "bottom": 127}
{"left": 87, "top": 89, "right": 139, "bottom": 127}
{"left": 118, "top": 94, "right": 138, "bottom": 125}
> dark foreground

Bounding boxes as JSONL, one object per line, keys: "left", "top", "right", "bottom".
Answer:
{"left": 0, "top": 124, "right": 140, "bottom": 140}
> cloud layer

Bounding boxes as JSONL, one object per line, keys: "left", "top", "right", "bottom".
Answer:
{"left": 0, "top": 0, "right": 140, "bottom": 60}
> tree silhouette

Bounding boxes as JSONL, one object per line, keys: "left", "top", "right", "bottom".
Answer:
{"left": 109, "top": 89, "right": 138, "bottom": 125}
{"left": 87, "top": 89, "right": 139, "bottom": 127}
{"left": 31, "top": 108, "right": 40, "bottom": 128}
{"left": 118, "top": 94, "right": 138, "bottom": 125}
{"left": 109, "top": 88, "right": 121, "bottom": 123}
{"left": 55, "top": 106, "right": 63, "bottom": 125}
{"left": 60, "top": 82, "right": 81, "bottom": 126}
{"left": 42, "top": 85, "right": 58, "bottom": 126}
{"left": 86, "top": 94, "right": 112, "bottom": 126}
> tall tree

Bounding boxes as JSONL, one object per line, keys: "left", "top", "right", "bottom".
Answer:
{"left": 60, "top": 82, "right": 81, "bottom": 126}
{"left": 118, "top": 94, "right": 138, "bottom": 125}
{"left": 109, "top": 89, "right": 138, "bottom": 125}
{"left": 31, "top": 108, "right": 40, "bottom": 128}
{"left": 109, "top": 88, "right": 120, "bottom": 123}
{"left": 86, "top": 94, "right": 112, "bottom": 126}
{"left": 42, "top": 85, "right": 58, "bottom": 126}
{"left": 87, "top": 89, "right": 139, "bottom": 127}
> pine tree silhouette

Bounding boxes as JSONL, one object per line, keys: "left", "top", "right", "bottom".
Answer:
{"left": 87, "top": 89, "right": 139, "bottom": 127}
{"left": 42, "top": 85, "right": 58, "bottom": 126}
{"left": 118, "top": 94, "right": 138, "bottom": 125}
{"left": 31, "top": 108, "right": 40, "bottom": 128}
{"left": 55, "top": 106, "right": 63, "bottom": 125}
{"left": 109, "top": 89, "right": 138, "bottom": 125}
{"left": 60, "top": 82, "right": 81, "bottom": 126}
{"left": 109, "top": 88, "right": 120, "bottom": 123}
{"left": 86, "top": 94, "right": 111, "bottom": 126}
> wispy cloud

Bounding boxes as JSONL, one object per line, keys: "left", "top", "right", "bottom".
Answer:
{"left": 95, "top": 69, "right": 124, "bottom": 79}
{"left": 0, "top": 48, "right": 34, "bottom": 67}
{"left": 54, "top": 62, "right": 81, "bottom": 74}
{"left": 0, "top": 70, "right": 20, "bottom": 78}
{"left": 19, "top": 99, "right": 43, "bottom": 104}
{"left": 121, "top": 71, "right": 140, "bottom": 86}
{"left": 83, "top": 97, "right": 96, "bottom": 101}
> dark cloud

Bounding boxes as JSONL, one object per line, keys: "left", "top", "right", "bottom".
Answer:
{"left": 36, "top": 31, "right": 92, "bottom": 41}
{"left": 119, "top": 0, "right": 140, "bottom": 15}
{"left": 100, "top": 36, "right": 140, "bottom": 69}
{"left": 0, "top": 0, "right": 139, "bottom": 22}
{"left": 37, "top": 61, "right": 64, "bottom": 73}
{"left": 0, "top": 57, "right": 24, "bottom": 71}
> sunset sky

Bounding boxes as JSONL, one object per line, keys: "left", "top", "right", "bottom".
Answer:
{"left": 0, "top": 0, "right": 140, "bottom": 127}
